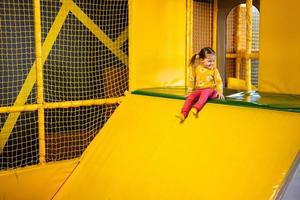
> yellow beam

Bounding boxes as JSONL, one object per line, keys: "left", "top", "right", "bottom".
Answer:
{"left": 41, "top": 4, "right": 69, "bottom": 61}
{"left": 0, "top": 105, "right": 39, "bottom": 113}
{"left": 0, "top": 4, "right": 69, "bottom": 152}
{"left": 43, "top": 97, "right": 123, "bottom": 109}
{"left": 114, "top": 27, "right": 128, "bottom": 45}
{"left": 61, "top": 0, "right": 128, "bottom": 66}
{"left": 226, "top": 52, "right": 259, "bottom": 59}
{"left": 0, "top": 97, "right": 123, "bottom": 114}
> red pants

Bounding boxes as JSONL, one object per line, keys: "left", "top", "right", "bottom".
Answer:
{"left": 181, "top": 88, "right": 217, "bottom": 118}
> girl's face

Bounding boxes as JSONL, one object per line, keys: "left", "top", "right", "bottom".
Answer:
{"left": 202, "top": 54, "right": 215, "bottom": 69}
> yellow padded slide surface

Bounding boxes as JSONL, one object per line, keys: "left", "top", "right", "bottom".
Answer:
{"left": 54, "top": 94, "right": 300, "bottom": 200}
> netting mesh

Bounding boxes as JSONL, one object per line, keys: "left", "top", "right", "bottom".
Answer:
{"left": 0, "top": 1, "right": 36, "bottom": 106}
{"left": 42, "top": 0, "right": 128, "bottom": 102}
{"left": 0, "top": 0, "right": 128, "bottom": 170}
{"left": 193, "top": 0, "right": 214, "bottom": 54}
{"left": 226, "top": 7, "right": 237, "bottom": 54}
{"left": 0, "top": 112, "right": 39, "bottom": 169}
{"left": 0, "top": 0, "right": 38, "bottom": 170}
{"left": 225, "top": 58, "right": 236, "bottom": 78}
{"left": 226, "top": 5, "right": 260, "bottom": 87}
{"left": 45, "top": 105, "right": 117, "bottom": 162}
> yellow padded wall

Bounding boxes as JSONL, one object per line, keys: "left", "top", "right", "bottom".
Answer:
{"left": 0, "top": 159, "right": 78, "bottom": 200}
{"left": 259, "top": 0, "right": 300, "bottom": 94}
{"left": 129, "top": 0, "right": 186, "bottom": 90}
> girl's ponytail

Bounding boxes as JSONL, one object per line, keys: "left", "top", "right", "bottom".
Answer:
{"left": 189, "top": 54, "right": 198, "bottom": 66}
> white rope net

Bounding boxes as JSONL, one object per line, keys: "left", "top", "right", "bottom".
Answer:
{"left": 0, "top": 0, "right": 128, "bottom": 170}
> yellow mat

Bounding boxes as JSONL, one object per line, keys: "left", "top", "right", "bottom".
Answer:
{"left": 53, "top": 94, "right": 300, "bottom": 200}
{"left": 0, "top": 159, "right": 78, "bottom": 200}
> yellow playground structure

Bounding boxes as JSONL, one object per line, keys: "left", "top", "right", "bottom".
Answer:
{"left": 1, "top": 0, "right": 300, "bottom": 199}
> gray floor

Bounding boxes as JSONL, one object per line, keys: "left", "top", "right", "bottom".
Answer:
{"left": 276, "top": 151, "right": 300, "bottom": 200}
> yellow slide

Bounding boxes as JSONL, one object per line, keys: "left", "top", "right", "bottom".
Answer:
{"left": 53, "top": 94, "right": 300, "bottom": 200}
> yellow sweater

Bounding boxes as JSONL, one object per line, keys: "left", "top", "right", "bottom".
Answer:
{"left": 187, "top": 64, "right": 223, "bottom": 93}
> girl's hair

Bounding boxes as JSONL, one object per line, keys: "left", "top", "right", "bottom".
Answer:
{"left": 189, "top": 47, "right": 215, "bottom": 66}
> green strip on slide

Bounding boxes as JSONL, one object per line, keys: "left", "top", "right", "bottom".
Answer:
{"left": 132, "top": 87, "right": 300, "bottom": 113}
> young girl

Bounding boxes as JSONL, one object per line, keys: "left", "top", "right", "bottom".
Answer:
{"left": 177, "top": 47, "right": 224, "bottom": 122}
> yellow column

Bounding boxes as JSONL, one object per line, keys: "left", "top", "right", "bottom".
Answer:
{"left": 245, "top": 0, "right": 252, "bottom": 91}
{"left": 186, "top": 0, "right": 193, "bottom": 88}
{"left": 212, "top": 0, "right": 218, "bottom": 52}
{"left": 33, "top": 0, "right": 46, "bottom": 164}
{"left": 128, "top": 0, "right": 134, "bottom": 91}
{"left": 235, "top": 5, "right": 242, "bottom": 79}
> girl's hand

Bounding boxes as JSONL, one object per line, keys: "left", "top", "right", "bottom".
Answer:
{"left": 216, "top": 92, "right": 225, "bottom": 100}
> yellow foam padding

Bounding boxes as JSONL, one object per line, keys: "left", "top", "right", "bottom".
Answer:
{"left": 129, "top": 0, "right": 186, "bottom": 90}
{"left": 227, "top": 77, "right": 257, "bottom": 90}
{"left": 0, "top": 159, "right": 78, "bottom": 200}
{"left": 53, "top": 94, "right": 300, "bottom": 200}
{"left": 259, "top": 0, "right": 300, "bottom": 94}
